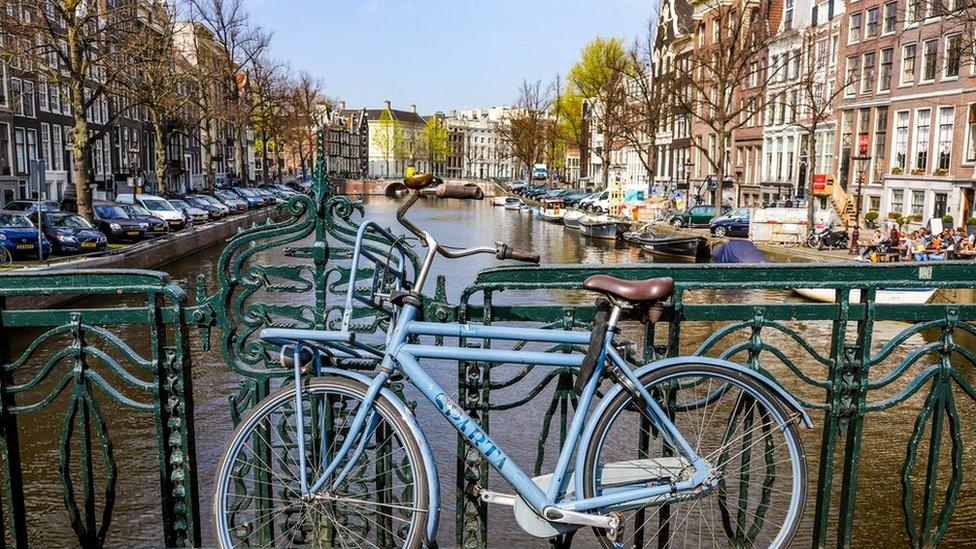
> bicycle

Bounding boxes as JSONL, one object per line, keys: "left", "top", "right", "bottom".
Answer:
{"left": 213, "top": 175, "right": 811, "bottom": 548}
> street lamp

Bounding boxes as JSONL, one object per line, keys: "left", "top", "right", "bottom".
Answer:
{"left": 850, "top": 143, "right": 871, "bottom": 255}
{"left": 683, "top": 160, "right": 694, "bottom": 207}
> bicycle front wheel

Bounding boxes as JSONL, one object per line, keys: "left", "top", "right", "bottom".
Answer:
{"left": 582, "top": 363, "right": 806, "bottom": 548}
{"left": 213, "top": 377, "right": 429, "bottom": 548}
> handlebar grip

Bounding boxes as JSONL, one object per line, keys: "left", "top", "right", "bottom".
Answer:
{"left": 496, "top": 243, "right": 541, "bottom": 264}
{"left": 435, "top": 183, "right": 484, "bottom": 200}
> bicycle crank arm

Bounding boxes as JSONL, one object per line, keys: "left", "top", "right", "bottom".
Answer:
{"left": 544, "top": 506, "right": 618, "bottom": 531}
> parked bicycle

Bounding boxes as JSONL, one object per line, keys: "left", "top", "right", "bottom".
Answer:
{"left": 212, "top": 175, "right": 811, "bottom": 548}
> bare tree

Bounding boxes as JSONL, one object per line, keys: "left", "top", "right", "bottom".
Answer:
{"left": 249, "top": 57, "right": 291, "bottom": 183}
{"left": 499, "top": 80, "right": 552, "bottom": 182}
{"left": 669, "top": 0, "right": 776, "bottom": 211}
{"left": 185, "top": 0, "right": 270, "bottom": 185}
{"left": 281, "top": 71, "right": 327, "bottom": 179}
{"left": 0, "top": 0, "right": 143, "bottom": 219}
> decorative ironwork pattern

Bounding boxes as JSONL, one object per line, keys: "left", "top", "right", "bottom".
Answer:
{"left": 0, "top": 269, "right": 199, "bottom": 547}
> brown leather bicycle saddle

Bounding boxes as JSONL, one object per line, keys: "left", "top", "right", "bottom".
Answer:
{"left": 582, "top": 275, "right": 674, "bottom": 304}
{"left": 404, "top": 174, "right": 436, "bottom": 189}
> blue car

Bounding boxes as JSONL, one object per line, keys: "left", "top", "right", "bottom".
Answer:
{"left": 709, "top": 207, "right": 752, "bottom": 238}
{"left": 0, "top": 210, "right": 51, "bottom": 260}
{"left": 36, "top": 212, "right": 108, "bottom": 254}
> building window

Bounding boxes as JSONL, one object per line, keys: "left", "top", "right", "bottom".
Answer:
{"left": 849, "top": 12, "right": 862, "bottom": 43}
{"left": 40, "top": 123, "right": 49, "bottom": 162}
{"left": 945, "top": 34, "right": 961, "bottom": 78}
{"left": 867, "top": 7, "right": 879, "bottom": 36}
{"left": 967, "top": 104, "right": 976, "bottom": 163}
{"left": 907, "top": 0, "right": 920, "bottom": 22}
{"left": 861, "top": 52, "right": 875, "bottom": 93}
{"left": 10, "top": 78, "right": 22, "bottom": 115}
{"left": 911, "top": 190, "right": 925, "bottom": 216}
{"left": 915, "top": 108, "right": 931, "bottom": 172}
{"left": 25, "top": 129, "right": 36, "bottom": 166}
{"left": 937, "top": 107, "right": 954, "bottom": 171}
{"left": 894, "top": 111, "right": 910, "bottom": 169}
{"left": 22, "top": 81, "right": 34, "bottom": 118}
{"left": 901, "top": 44, "right": 916, "bottom": 84}
{"left": 933, "top": 193, "right": 948, "bottom": 218}
{"left": 874, "top": 107, "right": 888, "bottom": 175}
{"left": 921, "top": 39, "right": 938, "bottom": 82}
{"left": 0, "top": 64, "right": 7, "bottom": 107}
{"left": 0, "top": 123, "right": 10, "bottom": 177}
{"left": 52, "top": 125, "right": 63, "bottom": 171}
{"left": 883, "top": 1, "right": 897, "bottom": 32}
{"left": 879, "top": 48, "right": 893, "bottom": 91}
{"left": 892, "top": 189, "right": 904, "bottom": 213}
{"left": 846, "top": 56, "right": 859, "bottom": 95}
{"left": 784, "top": 0, "right": 794, "bottom": 28}
{"left": 14, "top": 127, "right": 25, "bottom": 174}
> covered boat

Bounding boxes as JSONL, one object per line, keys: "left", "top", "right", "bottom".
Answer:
{"left": 580, "top": 215, "right": 631, "bottom": 240}
{"left": 794, "top": 287, "right": 936, "bottom": 304}
{"left": 504, "top": 197, "right": 522, "bottom": 210}
{"left": 711, "top": 240, "right": 771, "bottom": 263}
{"left": 539, "top": 198, "right": 565, "bottom": 222}
{"left": 563, "top": 210, "right": 584, "bottom": 230}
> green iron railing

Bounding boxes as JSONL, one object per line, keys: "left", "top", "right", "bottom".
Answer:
{"left": 0, "top": 269, "right": 199, "bottom": 547}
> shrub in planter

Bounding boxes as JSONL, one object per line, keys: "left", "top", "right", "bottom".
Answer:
{"left": 934, "top": 168, "right": 949, "bottom": 176}
{"left": 942, "top": 214, "right": 954, "bottom": 226}
{"left": 908, "top": 214, "right": 923, "bottom": 222}
{"left": 888, "top": 212, "right": 903, "bottom": 223}
{"left": 891, "top": 166, "right": 904, "bottom": 175}
{"left": 968, "top": 216, "right": 976, "bottom": 226}
{"left": 865, "top": 211, "right": 879, "bottom": 223}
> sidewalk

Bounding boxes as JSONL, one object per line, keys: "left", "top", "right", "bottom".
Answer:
{"left": 646, "top": 223, "right": 857, "bottom": 263}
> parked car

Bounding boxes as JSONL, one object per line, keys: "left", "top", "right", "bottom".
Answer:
{"left": 669, "top": 205, "right": 731, "bottom": 228}
{"left": 213, "top": 190, "right": 249, "bottom": 212}
{"left": 271, "top": 184, "right": 299, "bottom": 198}
{"left": 92, "top": 203, "right": 148, "bottom": 242}
{"left": 116, "top": 193, "right": 186, "bottom": 230}
{"left": 36, "top": 212, "right": 108, "bottom": 254}
{"left": 117, "top": 204, "right": 169, "bottom": 236}
{"left": 0, "top": 211, "right": 51, "bottom": 259}
{"left": 223, "top": 187, "right": 264, "bottom": 208}
{"left": 3, "top": 200, "right": 61, "bottom": 215}
{"left": 168, "top": 198, "right": 210, "bottom": 225}
{"left": 709, "top": 208, "right": 752, "bottom": 237}
{"left": 185, "top": 195, "right": 229, "bottom": 219}
{"left": 579, "top": 190, "right": 610, "bottom": 212}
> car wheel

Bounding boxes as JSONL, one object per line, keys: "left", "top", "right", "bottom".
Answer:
{"left": 671, "top": 218, "right": 683, "bottom": 228}
{"left": 714, "top": 226, "right": 727, "bottom": 237}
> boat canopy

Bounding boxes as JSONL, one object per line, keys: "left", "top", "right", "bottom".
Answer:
{"left": 712, "top": 240, "right": 770, "bottom": 264}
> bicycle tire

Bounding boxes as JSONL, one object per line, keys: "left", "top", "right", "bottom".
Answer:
{"left": 213, "top": 377, "right": 429, "bottom": 548}
{"left": 581, "top": 363, "right": 806, "bottom": 549}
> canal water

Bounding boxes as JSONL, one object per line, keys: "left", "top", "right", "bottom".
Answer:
{"left": 10, "top": 195, "right": 976, "bottom": 547}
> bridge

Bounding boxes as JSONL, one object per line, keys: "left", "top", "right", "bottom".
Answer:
{"left": 0, "top": 131, "right": 974, "bottom": 547}
{"left": 330, "top": 177, "right": 499, "bottom": 197}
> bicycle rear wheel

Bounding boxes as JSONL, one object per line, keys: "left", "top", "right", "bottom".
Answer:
{"left": 213, "top": 377, "right": 429, "bottom": 548}
{"left": 582, "top": 363, "right": 806, "bottom": 548}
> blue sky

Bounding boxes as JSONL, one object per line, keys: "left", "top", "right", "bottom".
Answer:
{"left": 245, "top": 0, "right": 654, "bottom": 113}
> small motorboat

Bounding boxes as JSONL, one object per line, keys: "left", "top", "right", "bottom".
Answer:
{"left": 519, "top": 204, "right": 535, "bottom": 215}
{"left": 711, "top": 240, "right": 771, "bottom": 263}
{"left": 492, "top": 196, "right": 509, "bottom": 206}
{"left": 504, "top": 197, "right": 523, "bottom": 210}
{"left": 580, "top": 215, "right": 631, "bottom": 240}
{"left": 636, "top": 231, "right": 711, "bottom": 262}
{"left": 539, "top": 198, "right": 565, "bottom": 222}
{"left": 794, "top": 287, "right": 936, "bottom": 304}
{"left": 563, "top": 210, "right": 584, "bottom": 230}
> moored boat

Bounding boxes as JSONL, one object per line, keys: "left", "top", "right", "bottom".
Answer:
{"left": 635, "top": 231, "right": 711, "bottom": 262}
{"left": 580, "top": 215, "right": 631, "bottom": 240}
{"left": 504, "top": 197, "right": 522, "bottom": 210}
{"left": 793, "top": 287, "right": 936, "bottom": 304}
{"left": 539, "top": 198, "right": 565, "bottom": 222}
{"left": 563, "top": 210, "right": 584, "bottom": 230}
{"left": 492, "top": 196, "right": 509, "bottom": 206}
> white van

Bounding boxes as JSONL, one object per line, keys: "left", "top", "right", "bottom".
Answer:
{"left": 116, "top": 193, "right": 186, "bottom": 230}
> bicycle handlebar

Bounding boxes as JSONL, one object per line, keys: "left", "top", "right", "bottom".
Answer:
{"left": 495, "top": 243, "right": 541, "bottom": 264}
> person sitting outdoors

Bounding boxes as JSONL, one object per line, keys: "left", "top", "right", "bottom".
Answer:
{"left": 860, "top": 229, "right": 887, "bottom": 260}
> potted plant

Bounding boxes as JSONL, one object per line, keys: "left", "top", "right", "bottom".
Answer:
{"left": 934, "top": 168, "right": 949, "bottom": 176}
{"left": 967, "top": 216, "right": 976, "bottom": 235}
{"left": 908, "top": 213, "right": 923, "bottom": 223}
{"left": 911, "top": 168, "right": 927, "bottom": 176}
{"left": 942, "top": 214, "right": 954, "bottom": 227}
{"left": 891, "top": 166, "right": 904, "bottom": 175}
{"left": 865, "top": 210, "right": 879, "bottom": 228}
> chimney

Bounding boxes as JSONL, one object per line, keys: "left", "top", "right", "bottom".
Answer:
{"left": 384, "top": 100, "right": 391, "bottom": 110}
{"left": 339, "top": 100, "right": 346, "bottom": 110}
{"left": 411, "top": 104, "right": 417, "bottom": 114}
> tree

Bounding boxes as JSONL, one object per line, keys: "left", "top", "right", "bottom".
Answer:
{"left": 281, "top": 71, "right": 327, "bottom": 179}
{"left": 249, "top": 57, "right": 291, "bottom": 183}
{"left": 567, "top": 37, "right": 629, "bottom": 188}
{"left": 372, "top": 107, "right": 403, "bottom": 177}
{"left": 421, "top": 116, "right": 450, "bottom": 176}
{"left": 667, "top": 0, "right": 775, "bottom": 212}
{"left": 784, "top": 32, "right": 856, "bottom": 230}
{"left": 499, "top": 80, "right": 551, "bottom": 183}
{"left": 128, "top": 2, "right": 193, "bottom": 196}
{"left": 0, "top": 0, "right": 142, "bottom": 220}
{"left": 556, "top": 90, "right": 588, "bottom": 185}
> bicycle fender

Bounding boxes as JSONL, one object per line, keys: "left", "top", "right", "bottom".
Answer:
{"left": 318, "top": 368, "right": 441, "bottom": 547}
{"left": 572, "top": 356, "right": 812, "bottom": 499}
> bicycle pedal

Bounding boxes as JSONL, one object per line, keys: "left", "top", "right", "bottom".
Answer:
{"left": 477, "top": 489, "right": 516, "bottom": 506}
